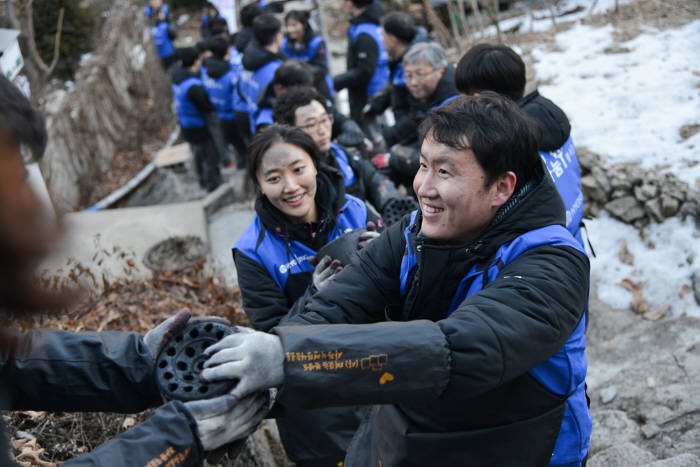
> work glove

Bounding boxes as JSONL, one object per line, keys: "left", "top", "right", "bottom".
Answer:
{"left": 310, "top": 255, "right": 343, "bottom": 292}
{"left": 202, "top": 329, "right": 285, "bottom": 400}
{"left": 144, "top": 309, "right": 230, "bottom": 363}
{"left": 183, "top": 390, "right": 268, "bottom": 451}
{"left": 372, "top": 153, "right": 391, "bottom": 170}
{"left": 358, "top": 221, "right": 381, "bottom": 249}
{"left": 362, "top": 102, "right": 380, "bottom": 120}
{"left": 336, "top": 119, "right": 367, "bottom": 148}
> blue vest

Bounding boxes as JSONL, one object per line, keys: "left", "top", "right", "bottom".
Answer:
{"left": 149, "top": 22, "right": 174, "bottom": 58}
{"left": 392, "top": 62, "right": 406, "bottom": 88}
{"left": 235, "top": 59, "right": 282, "bottom": 132}
{"left": 172, "top": 77, "right": 205, "bottom": 129}
{"left": 329, "top": 143, "right": 357, "bottom": 187}
{"left": 229, "top": 47, "right": 243, "bottom": 76}
{"left": 399, "top": 212, "right": 591, "bottom": 466}
{"left": 253, "top": 107, "right": 273, "bottom": 132}
{"left": 202, "top": 67, "right": 236, "bottom": 120}
{"left": 144, "top": 5, "right": 169, "bottom": 18}
{"left": 234, "top": 194, "right": 369, "bottom": 291}
{"left": 541, "top": 137, "right": 584, "bottom": 247}
{"left": 281, "top": 35, "right": 335, "bottom": 99}
{"left": 348, "top": 23, "right": 390, "bottom": 97}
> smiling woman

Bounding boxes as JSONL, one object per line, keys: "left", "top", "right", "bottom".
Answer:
{"left": 232, "top": 124, "right": 380, "bottom": 466}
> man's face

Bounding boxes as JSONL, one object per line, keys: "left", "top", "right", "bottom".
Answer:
{"left": 413, "top": 135, "right": 506, "bottom": 244}
{"left": 404, "top": 61, "right": 444, "bottom": 101}
{"left": 294, "top": 100, "right": 333, "bottom": 152}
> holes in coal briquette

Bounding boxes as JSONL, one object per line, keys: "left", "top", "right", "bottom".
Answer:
{"left": 185, "top": 346, "right": 195, "bottom": 357}
{"left": 166, "top": 347, "right": 176, "bottom": 356}
{"left": 199, "top": 386, "right": 208, "bottom": 393}
{"left": 158, "top": 360, "right": 167, "bottom": 368}
{"left": 204, "top": 323, "right": 213, "bottom": 332}
{"left": 168, "top": 383, "right": 178, "bottom": 392}
{"left": 189, "top": 329, "right": 199, "bottom": 338}
{"left": 183, "top": 386, "right": 193, "bottom": 392}
{"left": 174, "top": 334, "right": 183, "bottom": 342}
{"left": 216, "top": 331, "right": 224, "bottom": 339}
{"left": 177, "top": 361, "right": 187, "bottom": 371}
{"left": 183, "top": 374, "right": 194, "bottom": 381}
{"left": 164, "top": 372, "right": 174, "bottom": 380}
{"left": 197, "top": 361, "right": 204, "bottom": 370}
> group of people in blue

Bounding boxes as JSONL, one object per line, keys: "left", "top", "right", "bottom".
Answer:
{"left": 141, "top": 1, "right": 591, "bottom": 466}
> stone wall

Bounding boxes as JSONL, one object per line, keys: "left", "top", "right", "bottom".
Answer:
{"left": 578, "top": 148, "right": 700, "bottom": 227}
{"left": 39, "top": 0, "right": 173, "bottom": 212}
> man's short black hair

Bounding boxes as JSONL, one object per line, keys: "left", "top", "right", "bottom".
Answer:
{"left": 273, "top": 86, "right": 327, "bottom": 126}
{"left": 252, "top": 13, "right": 281, "bottom": 47}
{"left": 0, "top": 75, "right": 47, "bottom": 161}
{"left": 177, "top": 47, "right": 200, "bottom": 67}
{"left": 381, "top": 12, "right": 416, "bottom": 45}
{"left": 273, "top": 60, "right": 314, "bottom": 89}
{"left": 455, "top": 43, "right": 526, "bottom": 101}
{"left": 240, "top": 2, "right": 265, "bottom": 28}
{"left": 208, "top": 17, "right": 229, "bottom": 37}
{"left": 419, "top": 92, "right": 541, "bottom": 192}
{"left": 208, "top": 36, "right": 229, "bottom": 59}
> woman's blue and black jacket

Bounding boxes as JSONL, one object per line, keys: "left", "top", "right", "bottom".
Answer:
{"left": 274, "top": 163, "right": 592, "bottom": 466}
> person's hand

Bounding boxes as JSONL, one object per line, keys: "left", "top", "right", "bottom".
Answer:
{"left": 362, "top": 102, "right": 380, "bottom": 120}
{"left": 202, "top": 330, "right": 284, "bottom": 400}
{"left": 144, "top": 309, "right": 230, "bottom": 363}
{"left": 183, "top": 390, "right": 268, "bottom": 451}
{"left": 311, "top": 255, "right": 343, "bottom": 292}
{"left": 372, "top": 153, "right": 391, "bottom": 170}
{"left": 358, "top": 221, "right": 381, "bottom": 249}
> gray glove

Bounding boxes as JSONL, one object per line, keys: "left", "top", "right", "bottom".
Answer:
{"left": 311, "top": 255, "right": 342, "bottom": 292}
{"left": 358, "top": 220, "right": 381, "bottom": 249}
{"left": 143, "top": 309, "right": 230, "bottom": 362}
{"left": 183, "top": 390, "right": 268, "bottom": 451}
{"left": 202, "top": 329, "right": 284, "bottom": 400}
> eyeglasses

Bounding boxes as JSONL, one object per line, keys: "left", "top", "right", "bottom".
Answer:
{"left": 298, "top": 113, "right": 334, "bottom": 132}
{"left": 404, "top": 69, "right": 436, "bottom": 83}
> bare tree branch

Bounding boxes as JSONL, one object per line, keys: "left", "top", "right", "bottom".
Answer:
{"left": 23, "top": 0, "right": 65, "bottom": 79}
{"left": 422, "top": 0, "right": 453, "bottom": 47}
{"left": 46, "top": 7, "right": 65, "bottom": 76}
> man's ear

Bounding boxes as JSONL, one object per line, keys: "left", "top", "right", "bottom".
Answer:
{"left": 491, "top": 171, "right": 516, "bottom": 208}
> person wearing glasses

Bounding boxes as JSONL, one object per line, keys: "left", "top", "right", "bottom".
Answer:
{"left": 371, "top": 42, "right": 460, "bottom": 191}
{"left": 231, "top": 125, "right": 380, "bottom": 466}
{"left": 273, "top": 86, "right": 417, "bottom": 225}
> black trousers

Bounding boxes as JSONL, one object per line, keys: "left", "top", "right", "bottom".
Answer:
{"left": 190, "top": 139, "right": 221, "bottom": 192}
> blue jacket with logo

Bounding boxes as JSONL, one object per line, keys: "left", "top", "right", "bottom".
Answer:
{"left": 519, "top": 90, "right": 584, "bottom": 246}
{"left": 202, "top": 58, "right": 236, "bottom": 121}
{"left": 172, "top": 76, "right": 206, "bottom": 129}
{"left": 275, "top": 163, "right": 591, "bottom": 466}
{"left": 232, "top": 171, "right": 376, "bottom": 465}
{"left": 281, "top": 31, "right": 334, "bottom": 98}
{"left": 149, "top": 21, "right": 174, "bottom": 59}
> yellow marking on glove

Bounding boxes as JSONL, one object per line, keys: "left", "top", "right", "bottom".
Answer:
{"left": 379, "top": 372, "right": 394, "bottom": 385}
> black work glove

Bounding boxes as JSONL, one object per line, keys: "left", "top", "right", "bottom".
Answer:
{"left": 336, "top": 119, "right": 367, "bottom": 148}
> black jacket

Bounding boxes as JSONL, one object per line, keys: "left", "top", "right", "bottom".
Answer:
{"left": 203, "top": 56, "right": 231, "bottom": 80}
{"left": 170, "top": 65, "right": 216, "bottom": 143}
{"left": 518, "top": 90, "right": 572, "bottom": 151}
{"left": 234, "top": 28, "right": 254, "bottom": 54}
{"left": 241, "top": 41, "right": 285, "bottom": 73}
{"left": 274, "top": 165, "right": 590, "bottom": 466}
{"left": 326, "top": 144, "right": 399, "bottom": 213}
{"left": 333, "top": 1, "right": 386, "bottom": 120}
{"left": 0, "top": 330, "right": 202, "bottom": 466}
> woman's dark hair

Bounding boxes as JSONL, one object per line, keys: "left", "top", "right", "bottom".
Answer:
{"left": 273, "top": 60, "right": 314, "bottom": 89}
{"left": 350, "top": 0, "right": 373, "bottom": 8}
{"left": 252, "top": 13, "right": 282, "bottom": 47}
{"left": 247, "top": 124, "right": 323, "bottom": 186}
{"left": 177, "top": 47, "right": 200, "bottom": 67}
{"left": 418, "top": 92, "right": 541, "bottom": 193}
{"left": 381, "top": 12, "right": 416, "bottom": 45}
{"left": 240, "top": 2, "right": 265, "bottom": 28}
{"left": 272, "top": 86, "right": 327, "bottom": 126}
{"left": 455, "top": 43, "right": 526, "bottom": 101}
{"left": 284, "top": 9, "right": 311, "bottom": 30}
{"left": 208, "top": 36, "right": 229, "bottom": 59}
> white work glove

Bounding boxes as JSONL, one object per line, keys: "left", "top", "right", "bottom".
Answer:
{"left": 202, "top": 329, "right": 284, "bottom": 400}
{"left": 358, "top": 220, "right": 381, "bottom": 249}
{"left": 143, "top": 308, "right": 230, "bottom": 362}
{"left": 183, "top": 390, "right": 268, "bottom": 451}
{"left": 311, "top": 255, "right": 343, "bottom": 292}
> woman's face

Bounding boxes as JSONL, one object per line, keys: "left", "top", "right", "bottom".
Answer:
{"left": 257, "top": 142, "right": 318, "bottom": 223}
{"left": 286, "top": 19, "right": 305, "bottom": 42}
